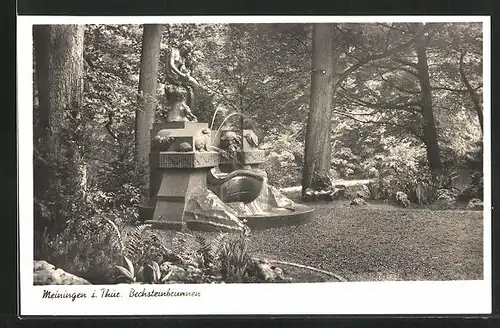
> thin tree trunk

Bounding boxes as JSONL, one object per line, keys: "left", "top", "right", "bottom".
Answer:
{"left": 135, "top": 24, "right": 163, "bottom": 195}
{"left": 302, "top": 24, "right": 336, "bottom": 195}
{"left": 415, "top": 31, "right": 442, "bottom": 173}
{"left": 33, "top": 24, "right": 85, "bottom": 228}
{"left": 459, "top": 51, "right": 483, "bottom": 133}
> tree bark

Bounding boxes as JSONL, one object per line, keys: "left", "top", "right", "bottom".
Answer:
{"left": 415, "top": 30, "right": 442, "bottom": 173}
{"left": 302, "top": 24, "right": 336, "bottom": 194}
{"left": 459, "top": 51, "right": 483, "bottom": 133}
{"left": 33, "top": 24, "right": 85, "bottom": 227}
{"left": 34, "top": 25, "right": 85, "bottom": 154}
{"left": 135, "top": 24, "right": 163, "bottom": 194}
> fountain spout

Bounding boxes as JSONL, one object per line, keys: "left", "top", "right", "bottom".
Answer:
{"left": 211, "top": 111, "right": 245, "bottom": 144}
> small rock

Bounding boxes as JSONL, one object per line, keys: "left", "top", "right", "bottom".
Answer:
{"left": 248, "top": 259, "right": 287, "bottom": 282}
{"left": 396, "top": 191, "right": 410, "bottom": 208}
{"left": 466, "top": 198, "right": 483, "bottom": 210}
{"left": 349, "top": 197, "right": 367, "bottom": 206}
{"left": 33, "top": 260, "right": 90, "bottom": 285}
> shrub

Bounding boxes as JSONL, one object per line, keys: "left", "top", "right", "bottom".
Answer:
{"left": 458, "top": 171, "right": 484, "bottom": 201}
{"left": 260, "top": 124, "right": 304, "bottom": 188}
{"left": 362, "top": 141, "right": 435, "bottom": 204}
{"left": 331, "top": 147, "right": 359, "bottom": 178}
{"left": 44, "top": 213, "right": 126, "bottom": 284}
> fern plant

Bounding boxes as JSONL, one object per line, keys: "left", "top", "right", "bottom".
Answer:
{"left": 105, "top": 220, "right": 178, "bottom": 283}
{"left": 173, "top": 231, "right": 228, "bottom": 273}
{"left": 122, "top": 224, "right": 151, "bottom": 259}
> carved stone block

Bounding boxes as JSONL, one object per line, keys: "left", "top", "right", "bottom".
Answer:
{"left": 157, "top": 151, "right": 219, "bottom": 168}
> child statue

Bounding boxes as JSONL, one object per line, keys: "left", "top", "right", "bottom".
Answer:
{"left": 164, "top": 40, "right": 200, "bottom": 122}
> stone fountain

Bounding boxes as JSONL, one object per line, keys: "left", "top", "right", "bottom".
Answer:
{"left": 138, "top": 42, "right": 314, "bottom": 232}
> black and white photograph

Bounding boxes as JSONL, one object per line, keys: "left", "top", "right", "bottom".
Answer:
{"left": 18, "top": 15, "right": 491, "bottom": 316}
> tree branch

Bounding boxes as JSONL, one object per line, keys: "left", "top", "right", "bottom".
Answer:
{"left": 431, "top": 83, "right": 482, "bottom": 93}
{"left": 392, "top": 57, "right": 419, "bottom": 69}
{"left": 335, "top": 25, "right": 428, "bottom": 86}
{"left": 337, "top": 84, "right": 422, "bottom": 114}
{"left": 368, "top": 61, "right": 420, "bottom": 78}
{"left": 379, "top": 73, "right": 421, "bottom": 95}
{"left": 333, "top": 109, "right": 425, "bottom": 142}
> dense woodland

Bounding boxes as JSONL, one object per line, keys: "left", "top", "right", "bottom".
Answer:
{"left": 32, "top": 23, "right": 484, "bottom": 284}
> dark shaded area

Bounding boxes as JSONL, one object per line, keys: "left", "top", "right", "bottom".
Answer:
{"left": 17, "top": 0, "right": 494, "bottom": 15}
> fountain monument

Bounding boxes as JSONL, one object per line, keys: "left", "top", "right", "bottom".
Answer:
{"left": 138, "top": 40, "right": 314, "bottom": 232}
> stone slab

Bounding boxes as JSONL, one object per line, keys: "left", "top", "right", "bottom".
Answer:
{"left": 157, "top": 151, "right": 219, "bottom": 168}
{"left": 151, "top": 122, "right": 208, "bottom": 136}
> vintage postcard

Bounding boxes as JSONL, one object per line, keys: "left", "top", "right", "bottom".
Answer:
{"left": 18, "top": 15, "right": 491, "bottom": 316}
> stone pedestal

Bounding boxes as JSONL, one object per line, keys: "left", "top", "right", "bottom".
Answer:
{"left": 151, "top": 151, "right": 219, "bottom": 223}
{"left": 140, "top": 121, "right": 218, "bottom": 226}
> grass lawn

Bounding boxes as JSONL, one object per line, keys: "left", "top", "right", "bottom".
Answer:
{"left": 157, "top": 201, "right": 483, "bottom": 282}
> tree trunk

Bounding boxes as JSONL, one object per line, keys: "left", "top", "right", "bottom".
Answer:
{"left": 302, "top": 24, "right": 336, "bottom": 194}
{"left": 459, "top": 51, "right": 483, "bottom": 133}
{"left": 135, "top": 24, "right": 163, "bottom": 195}
{"left": 33, "top": 24, "right": 85, "bottom": 229}
{"left": 415, "top": 31, "right": 442, "bottom": 173}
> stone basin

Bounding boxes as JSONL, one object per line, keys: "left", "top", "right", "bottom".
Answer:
{"left": 239, "top": 203, "right": 315, "bottom": 230}
{"left": 207, "top": 168, "right": 267, "bottom": 204}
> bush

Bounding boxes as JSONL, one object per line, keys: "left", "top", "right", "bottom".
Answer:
{"left": 458, "top": 171, "right": 484, "bottom": 201}
{"left": 362, "top": 141, "right": 436, "bottom": 204}
{"left": 42, "top": 213, "right": 127, "bottom": 284}
{"left": 260, "top": 124, "right": 304, "bottom": 188}
{"left": 331, "top": 147, "right": 359, "bottom": 178}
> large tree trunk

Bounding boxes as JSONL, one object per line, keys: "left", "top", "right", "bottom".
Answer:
{"left": 33, "top": 24, "right": 85, "bottom": 230}
{"left": 415, "top": 31, "right": 442, "bottom": 173}
{"left": 302, "top": 24, "right": 336, "bottom": 194}
{"left": 135, "top": 24, "right": 163, "bottom": 196}
{"left": 459, "top": 51, "right": 483, "bottom": 133}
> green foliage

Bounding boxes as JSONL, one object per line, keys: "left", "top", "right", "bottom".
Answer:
{"left": 458, "top": 171, "right": 484, "bottom": 201}
{"left": 173, "top": 232, "right": 228, "bottom": 271}
{"left": 141, "top": 260, "right": 174, "bottom": 284}
{"left": 42, "top": 213, "right": 127, "bottom": 284}
{"left": 169, "top": 232, "right": 253, "bottom": 283}
{"left": 260, "top": 124, "right": 304, "bottom": 188}
{"left": 362, "top": 139, "right": 435, "bottom": 203}
{"left": 114, "top": 256, "right": 137, "bottom": 283}
{"left": 219, "top": 233, "right": 252, "bottom": 283}
{"left": 196, "top": 24, "right": 311, "bottom": 131}
{"left": 331, "top": 147, "right": 359, "bottom": 178}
